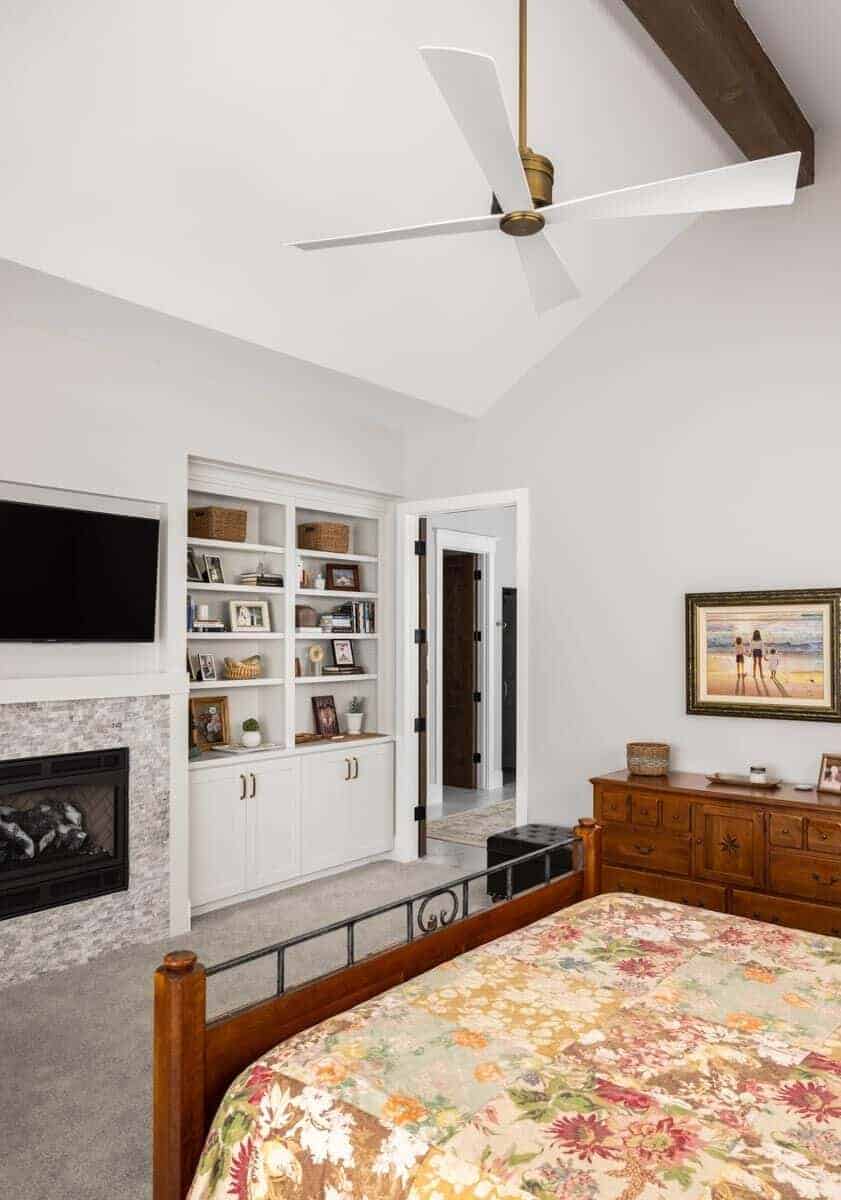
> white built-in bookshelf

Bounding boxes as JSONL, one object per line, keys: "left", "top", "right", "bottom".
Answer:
{"left": 185, "top": 459, "right": 391, "bottom": 769}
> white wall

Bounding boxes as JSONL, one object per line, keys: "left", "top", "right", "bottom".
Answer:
{"left": 404, "top": 135, "right": 841, "bottom": 828}
{"left": 427, "top": 508, "right": 516, "bottom": 787}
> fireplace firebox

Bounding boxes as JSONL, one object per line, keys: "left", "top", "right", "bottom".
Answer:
{"left": 0, "top": 748, "right": 129, "bottom": 920}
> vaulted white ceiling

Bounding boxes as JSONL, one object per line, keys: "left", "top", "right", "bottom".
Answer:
{"left": 0, "top": 2, "right": 829, "bottom": 416}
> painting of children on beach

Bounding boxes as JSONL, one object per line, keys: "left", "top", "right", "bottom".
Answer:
{"left": 687, "top": 591, "right": 841, "bottom": 721}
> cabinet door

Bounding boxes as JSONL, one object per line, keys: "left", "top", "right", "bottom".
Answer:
{"left": 190, "top": 769, "right": 247, "bottom": 907}
{"left": 300, "top": 751, "right": 355, "bottom": 875}
{"left": 247, "top": 760, "right": 301, "bottom": 890}
{"left": 347, "top": 744, "right": 394, "bottom": 860}
{"left": 692, "top": 802, "right": 764, "bottom": 888}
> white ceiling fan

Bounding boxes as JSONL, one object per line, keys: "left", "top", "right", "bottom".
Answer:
{"left": 286, "top": 0, "right": 800, "bottom": 314}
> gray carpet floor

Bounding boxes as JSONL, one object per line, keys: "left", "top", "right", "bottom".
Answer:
{"left": 3, "top": 857, "right": 492, "bottom": 1200}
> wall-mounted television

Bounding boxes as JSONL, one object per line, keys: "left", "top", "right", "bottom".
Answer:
{"left": 0, "top": 499, "right": 160, "bottom": 642}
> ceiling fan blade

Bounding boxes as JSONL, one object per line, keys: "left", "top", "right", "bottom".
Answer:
{"left": 515, "top": 234, "right": 580, "bottom": 313}
{"left": 286, "top": 210, "right": 500, "bottom": 251}
{"left": 419, "top": 46, "right": 531, "bottom": 213}
{"left": 541, "top": 153, "right": 800, "bottom": 225}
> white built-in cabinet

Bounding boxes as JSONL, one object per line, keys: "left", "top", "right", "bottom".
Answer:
{"left": 190, "top": 742, "right": 393, "bottom": 911}
{"left": 186, "top": 459, "right": 395, "bottom": 916}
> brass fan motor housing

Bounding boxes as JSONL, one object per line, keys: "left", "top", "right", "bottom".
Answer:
{"left": 520, "top": 147, "right": 554, "bottom": 208}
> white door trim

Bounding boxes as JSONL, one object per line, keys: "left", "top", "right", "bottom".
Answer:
{"left": 393, "top": 489, "right": 528, "bottom": 861}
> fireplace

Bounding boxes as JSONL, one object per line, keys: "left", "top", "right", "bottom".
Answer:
{"left": 0, "top": 748, "right": 129, "bottom": 920}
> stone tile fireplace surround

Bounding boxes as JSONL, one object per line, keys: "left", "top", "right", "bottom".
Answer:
{"left": 0, "top": 694, "right": 169, "bottom": 986}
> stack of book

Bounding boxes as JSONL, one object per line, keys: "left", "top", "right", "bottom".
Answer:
{"left": 238, "top": 572, "right": 284, "bottom": 588}
{"left": 323, "top": 665, "right": 364, "bottom": 675}
{"left": 330, "top": 601, "right": 375, "bottom": 633}
{"left": 192, "top": 618, "right": 226, "bottom": 633}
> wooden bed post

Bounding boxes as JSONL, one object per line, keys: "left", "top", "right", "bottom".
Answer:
{"left": 574, "top": 817, "right": 602, "bottom": 899}
{"left": 153, "top": 950, "right": 207, "bottom": 1200}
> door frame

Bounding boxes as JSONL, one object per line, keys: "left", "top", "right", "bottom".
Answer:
{"left": 393, "top": 488, "right": 529, "bottom": 861}
{"left": 432, "top": 529, "right": 498, "bottom": 799}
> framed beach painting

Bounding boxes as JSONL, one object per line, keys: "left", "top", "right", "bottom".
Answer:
{"left": 686, "top": 588, "right": 841, "bottom": 722}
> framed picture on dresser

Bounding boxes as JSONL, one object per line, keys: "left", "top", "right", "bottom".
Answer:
{"left": 686, "top": 588, "right": 841, "bottom": 722}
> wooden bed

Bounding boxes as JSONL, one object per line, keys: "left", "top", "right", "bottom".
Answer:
{"left": 153, "top": 820, "right": 602, "bottom": 1200}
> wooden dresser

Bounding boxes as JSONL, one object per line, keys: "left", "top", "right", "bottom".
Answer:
{"left": 592, "top": 770, "right": 841, "bottom": 935}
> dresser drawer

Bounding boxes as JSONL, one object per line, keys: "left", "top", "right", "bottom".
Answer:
{"left": 768, "top": 814, "right": 803, "bottom": 849}
{"left": 661, "top": 795, "right": 691, "bottom": 833}
{"left": 598, "top": 787, "right": 632, "bottom": 824}
{"left": 603, "top": 865, "right": 725, "bottom": 911}
{"left": 631, "top": 794, "right": 659, "bottom": 827}
{"left": 768, "top": 850, "right": 841, "bottom": 904}
{"left": 731, "top": 889, "right": 841, "bottom": 937}
{"left": 603, "top": 825, "right": 691, "bottom": 875}
{"left": 807, "top": 819, "right": 841, "bottom": 855}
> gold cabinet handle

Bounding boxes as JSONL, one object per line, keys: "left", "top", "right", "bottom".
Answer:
{"left": 633, "top": 843, "right": 654, "bottom": 855}
{"left": 344, "top": 757, "right": 352, "bottom": 781}
{"left": 249, "top": 772, "right": 256, "bottom": 798}
{"left": 240, "top": 774, "right": 247, "bottom": 800}
{"left": 353, "top": 756, "right": 359, "bottom": 780}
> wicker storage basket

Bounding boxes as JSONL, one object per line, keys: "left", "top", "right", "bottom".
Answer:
{"left": 626, "top": 742, "right": 670, "bottom": 777}
{"left": 223, "top": 657, "right": 262, "bottom": 681}
{"left": 298, "top": 522, "right": 350, "bottom": 554}
{"left": 189, "top": 506, "right": 248, "bottom": 543}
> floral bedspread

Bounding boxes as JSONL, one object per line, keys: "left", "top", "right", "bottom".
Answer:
{"left": 189, "top": 893, "right": 841, "bottom": 1200}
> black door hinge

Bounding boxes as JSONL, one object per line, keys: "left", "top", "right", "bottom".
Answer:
{"left": 413, "top": 716, "right": 427, "bottom": 734}
{"left": 472, "top": 752, "right": 482, "bottom": 764}
{"left": 473, "top": 630, "right": 482, "bottom": 642}
{"left": 474, "top": 568, "right": 482, "bottom": 581}
{"left": 414, "top": 628, "right": 427, "bottom": 644}
{"left": 473, "top": 691, "right": 482, "bottom": 703}
{"left": 414, "top": 539, "right": 426, "bottom": 556}
{"left": 413, "top": 805, "right": 426, "bottom": 822}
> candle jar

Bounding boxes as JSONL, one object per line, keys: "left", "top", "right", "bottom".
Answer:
{"left": 749, "top": 766, "right": 767, "bottom": 784}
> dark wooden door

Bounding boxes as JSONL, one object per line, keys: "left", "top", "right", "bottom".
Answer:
{"left": 443, "top": 551, "right": 476, "bottom": 789}
{"left": 501, "top": 588, "right": 516, "bottom": 774}
{"left": 692, "top": 802, "right": 765, "bottom": 888}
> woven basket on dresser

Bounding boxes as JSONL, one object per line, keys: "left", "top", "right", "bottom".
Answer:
{"left": 189, "top": 507, "right": 248, "bottom": 543}
{"left": 298, "top": 522, "right": 350, "bottom": 554}
{"left": 626, "top": 742, "right": 670, "bottom": 777}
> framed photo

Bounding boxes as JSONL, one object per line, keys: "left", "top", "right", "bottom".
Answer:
{"left": 190, "top": 695, "right": 231, "bottom": 750}
{"left": 818, "top": 753, "right": 841, "bottom": 794}
{"left": 198, "top": 652, "right": 217, "bottom": 682}
{"left": 203, "top": 553, "right": 225, "bottom": 585}
{"left": 332, "top": 638, "right": 355, "bottom": 667}
{"left": 686, "top": 589, "right": 841, "bottom": 722}
{"left": 187, "top": 651, "right": 198, "bottom": 681}
{"left": 326, "top": 563, "right": 360, "bottom": 592}
{"left": 312, "top": 694, "right": 340, "bottom": 737}
{"left": 228, "top": 600, "right": 271, "bottom": 632}
{"left": 187, "top": 548, "right": 203, "bottom": 582}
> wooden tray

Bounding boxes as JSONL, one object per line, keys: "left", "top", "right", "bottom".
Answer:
{"left": 706, "top": 772, "right": 781, "bottom": 789}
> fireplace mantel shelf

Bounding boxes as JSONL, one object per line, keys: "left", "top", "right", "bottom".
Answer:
{"left": 0, "top": 672, "right": 187, "bottom": 706}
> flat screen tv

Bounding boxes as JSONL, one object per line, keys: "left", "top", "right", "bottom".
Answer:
{"left": 0, "top": 499, "right": 160, "bottom": 642}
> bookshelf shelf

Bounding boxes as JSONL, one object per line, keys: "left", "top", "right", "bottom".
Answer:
{"left": 296, "top": 674, "right": 378, "bottom": 685}
{"left": 189, "top": 582, "right": 284, "bottom": 595}
{"left": 189, "top": 678, "right": 286, "bottom": 691}
{"left": 296, "top": 588, "right": 377, "bottom": 600}
{"left": 187, "top": 632, "right": 285, "bottom": 641}
{"left": 188, "top": 537, "right": 286, "bottom": 555}
{"left": 295, "top": 632, "right": 379, "bottom": 640}
{"left": 296, "top": 549, "right": 378, "bottom": 564}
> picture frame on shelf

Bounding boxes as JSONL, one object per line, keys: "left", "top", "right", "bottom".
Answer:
{"left": 311, "top": 694, "right": 339, "bottom": 737}
{"left": 326, "top": 563, "right": 360, "bottom": 592}
{"left": 686, "top": 588, "right": 841, "bottom": 723}
{"left": 190, "top": 695, "right": 231, "bottom": 751}
{"left": 187, "top": 651, "right": 198, "bottom": 681}
{"left": 198, "top": 652, "right": 217, "bottom": 682}
{"left": 229, "top": 600, "right": 272, "bottom": 632}
{"left": 203, "top": 553, "right": 225, "bottom": 585}
{"left": 187, "top": 548, "right": 204, "bottom": 582}
{"left": 817, "top": 752, "right": 841, "bottom": 794}
{"left": 332, "top": 638, "right": 355, "bottom": 667}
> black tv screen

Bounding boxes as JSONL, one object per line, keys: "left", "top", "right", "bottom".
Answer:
{"left": 0, "top": 500, "right": 160, "bottom": 642}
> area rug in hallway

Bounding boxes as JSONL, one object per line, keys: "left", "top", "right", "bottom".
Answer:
{"left": 427, "top": 798, "right": 516, "bottom": 846}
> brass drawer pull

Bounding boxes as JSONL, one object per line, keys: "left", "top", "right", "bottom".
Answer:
{"left": 811, "top": 872, "right": 841, "bottom": 886}
{"left": 633, "top": 843, "right": 654, "bottom": 855}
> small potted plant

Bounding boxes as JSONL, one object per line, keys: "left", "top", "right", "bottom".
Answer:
{"left": 344, "top": 696, "right": 365, "bottom": 735}
{"left": 241, "top": 717, "right": 261, "bottom": 749}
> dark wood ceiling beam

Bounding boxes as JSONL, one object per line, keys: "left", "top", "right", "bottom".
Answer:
{"left": 620, "top": 0, "right": 815, "bottom": 187}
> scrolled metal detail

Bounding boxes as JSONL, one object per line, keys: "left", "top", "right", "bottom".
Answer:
{"left": 417, "top": 888, "right": 459, "bottom": 935}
